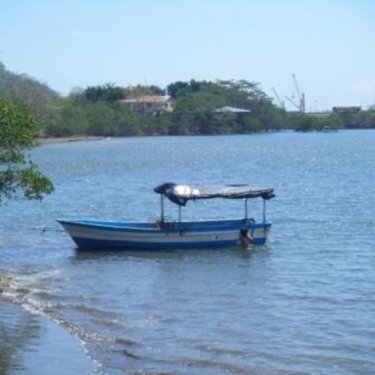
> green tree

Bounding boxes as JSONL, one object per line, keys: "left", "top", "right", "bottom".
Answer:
{"left": 124, "top": 84, "right": 164, "bottom": 97}
{"left": 0, "top": 99, "right": 54, "bottom": 204}
{"left": 83, "top": 83, "right": 125, "bottom": 102}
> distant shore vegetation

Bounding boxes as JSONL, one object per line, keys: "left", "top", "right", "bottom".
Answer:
{"left": 1, "top": 61, "right": 374, "bottom": 139}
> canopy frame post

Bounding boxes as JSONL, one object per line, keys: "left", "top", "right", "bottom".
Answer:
{"left": 160, "top": 194, "right": 165, "bottom": 222}
{"left": 178, "top": 205, "right": 182, "bottom": 223}
{"left": 244, "top": 198, "right": 248, "bottom": 221}
{"left": 263, "top": 199, "right": 266, "bottom": 223}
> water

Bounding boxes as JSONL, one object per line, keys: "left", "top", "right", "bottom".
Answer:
{"left": 1, "top": 131, "right": 375, "bottom": 374}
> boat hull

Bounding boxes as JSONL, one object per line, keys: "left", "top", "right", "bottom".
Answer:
{"left": 58, "top": 219, "right": 272, "bottom": 250}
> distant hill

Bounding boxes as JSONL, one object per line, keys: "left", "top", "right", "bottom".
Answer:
{"left": 0, "top": 62, "right": 61, "bottom": 134}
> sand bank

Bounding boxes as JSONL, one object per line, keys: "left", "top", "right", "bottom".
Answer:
{"left": 37, "top": 136, "right": 105, "bottom": 145}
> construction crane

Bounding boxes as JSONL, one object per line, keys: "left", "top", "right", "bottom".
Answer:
{"left": 292, "top": 74, "right": 305, "bottom": 113}
{"left": 284, "top": 95, "right": 300, "bottom": 111}
{"left": 284, "top": 74, "right": 306, "bottom": 113}
{"left": 272, "top": 87, "right": 285, "bottom": 110}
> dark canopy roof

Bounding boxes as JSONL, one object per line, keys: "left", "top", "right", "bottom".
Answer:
{"left": 154, "top": 183, "right": 275, "bottom": 206}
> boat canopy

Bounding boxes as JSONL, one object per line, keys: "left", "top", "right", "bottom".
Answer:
{"left": 154, "top": 183, "right": 275, "bottom": 206}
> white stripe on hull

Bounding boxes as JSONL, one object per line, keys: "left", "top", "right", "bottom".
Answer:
{"left": 62, "top": 224, "right": 269, "bottom": 244}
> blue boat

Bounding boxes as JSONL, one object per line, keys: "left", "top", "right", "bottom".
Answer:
{"left": 58, "top": 183, "right": 275, "bottom": 250}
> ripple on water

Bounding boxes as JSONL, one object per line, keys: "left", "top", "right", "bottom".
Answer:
{"left": 2, "top": 132, "right": 375, "bottom": 374}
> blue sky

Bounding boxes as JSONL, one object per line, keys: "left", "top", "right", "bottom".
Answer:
{"left": 1, "top": 0, "right": 374, "bottom": 111}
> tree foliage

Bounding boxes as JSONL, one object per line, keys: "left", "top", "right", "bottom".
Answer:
{"left": 289, "top": 113, "right": 342, "bottom": 132}
{"left": 0, "top": 99, "right": 54, "bottom": 204}
{"left": 0, "top": 62, "right": 61, "bottom": 135}
{"left": 165, "top": 79, "right": 285, "bottom": 134}
{"left": 83, "top": 83, "right": 125, "bottom": 102}
{"left": 333, "top": 109, "right": 375, "bottom": 129}
{"left": 123, "top": 84, "right": 165, "bottom": 97}
{"left": 2, "top": 61, "right": 375, "bottom": 139}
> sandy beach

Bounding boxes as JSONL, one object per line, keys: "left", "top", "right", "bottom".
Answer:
{"left": 37, "top": 136, "right": 105, "bottom": 146}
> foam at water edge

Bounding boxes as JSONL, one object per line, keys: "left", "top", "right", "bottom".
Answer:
{"left": 0, "top": 272, "right": 105, "bottom": 375}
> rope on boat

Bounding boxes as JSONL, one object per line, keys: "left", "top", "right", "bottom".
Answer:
{"left": 40, "top": 227, "right": 65, "bottom": 234}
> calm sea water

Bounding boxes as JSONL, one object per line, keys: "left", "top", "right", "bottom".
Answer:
{"left": 1, "top": 131, "right": 375, "bottom": 374}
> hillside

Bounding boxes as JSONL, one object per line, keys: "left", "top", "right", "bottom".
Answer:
{"left": 0, "top": 62, "right": 61, "bottom": 135}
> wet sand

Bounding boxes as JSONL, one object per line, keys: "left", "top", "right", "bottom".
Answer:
{"left": 0, "top": 298, "right": 95, "bottom": 375}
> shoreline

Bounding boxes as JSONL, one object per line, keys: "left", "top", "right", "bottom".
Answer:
{"left": 0, "top": 297, "right": 95, "bottom": 374}
{"left": 37, "top": 135, "right": 105, "bottom": 146}
{"left": 36, "top": 129, "right": 372, "bottom": 146}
